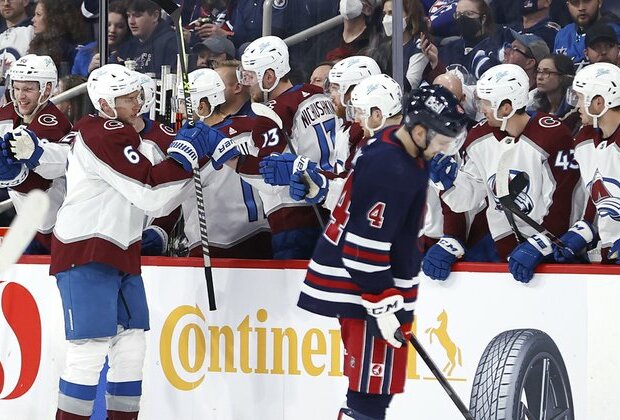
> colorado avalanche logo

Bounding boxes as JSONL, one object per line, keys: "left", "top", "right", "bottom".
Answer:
{"left": 589, "top": 170, "right": 620, "bottom": 221}
{"left": 487, "top": 170, "right": 534, "bottom": 214}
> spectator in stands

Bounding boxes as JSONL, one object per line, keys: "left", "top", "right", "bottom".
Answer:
{"left": 214, "top": 59, "right": 253, "bottom": 117}
{"left": 503, "top": 31, "right": 550, "bottom": 91}
{"left": 0, "top": 0, "right": 33, "bottom": 82}
{"left": 29, "top": 0, "right": 89, "bottom": 77}
{"left": 309, "top": 61, "right": 333, "bottom": 87}
{"left": 73, "top": 1, "right": 130, "bottom": 77}
{"left": 435, "top": 0, "right": 502, "bottom": 80}
{"left": 427, "top": 0, "right": 459, "bottom": 38}
{"left": 111, "top": 0, "right": 178, "bottom": 77}
{"left": 54, "top": 74, "right": 88, "bottom": 124}
{"left": 585, "top": 21, "right": 620, "bottom": 65}
{"left": 193, "top": 35, "right": 235, "bottom": 69}
{"left": 326, "top": 0, "right": 382, "bottom": 61}
{"left": 532, "top": 53, "right": 580, "bottom": 132}
{"left": 554, "top": 0, "right": 620, "bottom": 69}
{"left": 490, "top": 0, "right": 521, "bottom": 28}
{"left": 500, "top": 0, "right": 560, "bottom": 51}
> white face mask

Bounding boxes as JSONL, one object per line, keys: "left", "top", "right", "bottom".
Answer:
{"left": 382, "top": 14, "right": 407, "bottom": 37}
{"left": 340, "top": 0, "right": 363, "bottom": 20}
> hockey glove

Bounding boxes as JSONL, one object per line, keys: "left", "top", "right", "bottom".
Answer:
{"left": 553, "top": 220, "right": 597, "bottom": 263}
{"left": 429, "top": 154, "right": 458, "bottom": 191}
{"left": 259, "top": 153, "right": 316, "bottom": 186}
{"left": 290, "top": 168, "right": 328, "bottom": 204}
{"left": 361, "top": 288, "right": 408, "bottom": 348}
{"left": 608, "top": 239, "right": 620, "bottom": 263}
{"left": 2, "top": 126, "right": 43, "bottom": 169}
{"left": 422, "top": 237, "right": 464, "bottom": 280}
{"left": 141, "top": 226, "right": 168, "bottom": 256}
{"left": 508, "top": 233, "right": 552, "bottom": 283}
{"left": 0, "top": 154, "right": 26, "bottom": 184}
{"left": 168, "top": 121, "right": 239, "bottom": 171}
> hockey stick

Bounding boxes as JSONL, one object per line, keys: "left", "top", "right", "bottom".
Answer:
{"left": 395, "top": 330, "right": 474, "bottom": 420}
{"left": 153, "top": 0, "right": 216, "bottom": 311}
{"left": 0, "top": 197, "right": 13, "bottom": 214}
{"left": 251, "top": 103, "right": 326, "bottom": 229}
{"left": 0, "top": 190, "right": 49, "bottom": 275}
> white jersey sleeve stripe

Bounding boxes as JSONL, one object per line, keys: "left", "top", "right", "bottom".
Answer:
{"left": 344, "top": 232, "right": 391, "bottom": 251}
{"left": 342, "top": 258, "right": 391, "bottom": 273}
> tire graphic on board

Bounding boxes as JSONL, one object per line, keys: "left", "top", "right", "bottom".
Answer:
{"left": 469, "top": 329, "right": 574, "bottom": 420}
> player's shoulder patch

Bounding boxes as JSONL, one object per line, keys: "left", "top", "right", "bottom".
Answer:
{"left": 37, "top": 113, "right": 59, "bottom": 127}
{"left": 537, "top": 114, "right": 563, "bottom": 129}
{"left": 158, "top": 123, "right": 176, "bottom": 136}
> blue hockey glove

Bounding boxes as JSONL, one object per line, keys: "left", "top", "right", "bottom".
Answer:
{"left": 259, "top": 153, "right": 316, "bottom": 186}
{"left": 141, "top": 226, "right": 168, "bottom": 256}
{"left": 0, "top": 153, "right": 24, "bottom": 181}
{"left": 167, "top": 121, "right": 238, "bottom": 171}
{"left": 290, "top": 168, "right": 328, "bottom": 204}
{"left": 508, "top": 233, "right": 552, "bottom": 283}
{"left": 608, "top": 238, "right": 620, "bottom": 263}
{"left": 422, "top": 237, "right": 464, "bottom": 280}
{"left": 2, "top": 126, "right": 43, "bottom": 169}
{"left": 361, "top": 288, "right": 409, "bottom": 348}
{"left": 553, "top": 220, "right": 597, "bottom": 263}
{"left": 429, "top": 153, "right": 458, "bottom": 190}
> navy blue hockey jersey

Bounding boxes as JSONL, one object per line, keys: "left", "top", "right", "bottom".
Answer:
{"left": 297, "top": 127, "right": 427, "bottom": 320}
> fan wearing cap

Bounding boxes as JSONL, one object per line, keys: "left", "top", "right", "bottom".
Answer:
{"left": 193, "top": 35, "right": 236, "bottom": 69}
{"left": 432, "top": 64, "right": 583, "bottom": 283}
{"left": 296, "top": 84, "right": 468, "bottom": 420}
{"left": 556, "top": 63, "right": 620, "bottom": 264}
{"left": 585, "top": 21, "right": 620, "bottom": 65}
{"left": 0, "top": 54, "right": 72, "bottom": 254}
{"left": 503, "top": 30, "right": 550, "bottom": 97}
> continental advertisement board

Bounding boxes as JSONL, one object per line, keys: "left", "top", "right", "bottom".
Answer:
{"left": 0, "top": 259, "right": 618, "bottom": 419}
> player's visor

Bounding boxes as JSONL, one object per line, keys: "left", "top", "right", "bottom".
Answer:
{"left": 565, "top": 87, "right": 580, "bottom": 107}
{"left": 236, "top": 66, "right": 258, "bottom": 86}
{"left": 427, "top": 127, "right": 468, "bottom": 156}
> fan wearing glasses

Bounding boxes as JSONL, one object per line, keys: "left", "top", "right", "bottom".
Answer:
{"left": 503, "top": 30, "right": 550, "bottom": 98}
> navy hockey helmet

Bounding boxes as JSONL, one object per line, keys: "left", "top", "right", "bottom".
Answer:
{"left": 403, "top": 84, "right": 469, "bottom": 138}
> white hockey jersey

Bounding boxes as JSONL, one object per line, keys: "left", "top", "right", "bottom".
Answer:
{"left": 51, "top": 115, "right": 191, "bottom": 275}
{"left": 0, "top": 25, "right": 34, "bottom": 77}
{"left": 442, "top": 113, "right": 584, "bottom": 245}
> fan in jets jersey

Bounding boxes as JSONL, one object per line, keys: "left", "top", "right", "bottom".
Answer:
{"left": 216, "top": 35, "right": 339, "bottom": 259}
{"left": 297, "top": 85, "right": 469, "bottom": 420}
{"left": 259, "top": 56, "right": 382, "bottom": 212}
{"left": 176, "top": 68, "right": 271, "bottom": 259}
{"left": 554, "top": 63, "right": 620, "bottom": 264}
{"left": 51, "top": 64, "right": 221, "bottom": 420}
{"left": 0, "top": 54, "right": 72, "bottom": 253}
{"left": 432, "top": 64, "right": 584, "bottom": 283}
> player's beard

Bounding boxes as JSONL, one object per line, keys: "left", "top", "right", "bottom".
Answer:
{"left": 250, "top": 84, "right": 265, "bottom": 103}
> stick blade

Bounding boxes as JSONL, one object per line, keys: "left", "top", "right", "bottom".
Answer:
{"left": 251, "top": 103, "right": 284, "bottom": 129}
{"left": 0, "top": 190, "right": 49, "bottom": 275}
{"left": 151, "top": 0, "right": 180, "bottom": 16}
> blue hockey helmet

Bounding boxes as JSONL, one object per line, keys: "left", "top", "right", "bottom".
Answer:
{"left": 403, "top": 84, "right": 469, "bottom": 137}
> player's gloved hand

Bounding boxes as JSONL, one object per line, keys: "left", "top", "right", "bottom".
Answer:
{"left": 0, "top": 153, "right": 25, "bottom": 182}
{"left": 361, "top": 288, "right": 409, "bottom": 348}
{"left": 290, "top": 168, "right": 328, "bottom": 204}
{"left": 259, "top": 153, "right": 316, "bottom": 186}
{"left": 2, "top": 126, "right": 43, "bottom": 169}
{"left": 429, "top": 153, "right": 458, "bottom": 190}
{"left": 608, "top": 238, "right": 620, "bottom": 263}
{"left": 422, "top": 236, "right": 464, "bottom": 280}
{"left": 167, "top": 121, "right": 238, "bottom": 171}
{"left": 508, "top": 233, "right": 552, "bottom": 283}
{"left": 553, "top": 220, "right": 597, "bottom": 263}
{"left": 141, "top": 226, "right": 168, "bottom": 256}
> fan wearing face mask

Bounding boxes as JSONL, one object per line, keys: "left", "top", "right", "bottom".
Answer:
{"left": 328, "top": 0, "right": 383, "bottom": 59}
{"left": 433, "top": 0, "right": 502, "bottom": 80}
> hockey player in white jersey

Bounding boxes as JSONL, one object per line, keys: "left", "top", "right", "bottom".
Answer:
{"left": 0, "top": 54, "right": 72, "bottom": 253}
{"left": 51, "top": 64, "right": 227, "bottom": 420}
{"left": 554, "top": 63, "right": 620, "bottom": 264}
{"left": 429, "top": 64, "right": 583, "bottom": 283}
{"left": 177, "top": 68, "right": 271, "bottom": 258}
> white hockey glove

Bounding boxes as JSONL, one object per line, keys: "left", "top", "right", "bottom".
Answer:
{"left": 361, "top": 288, "right": 408, "bottom": 348}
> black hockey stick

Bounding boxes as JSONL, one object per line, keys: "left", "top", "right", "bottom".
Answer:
{"left": 499, "top": 172, "right": 567, "bottom": 249}
{"left": 395, "top": 330, "right": 474, "bottom": 420}
{"left": 154, "top": 0, "right": 216, "bottom": 310}
{"left": 251, "top": 103, "right": 326, "bottom": 229}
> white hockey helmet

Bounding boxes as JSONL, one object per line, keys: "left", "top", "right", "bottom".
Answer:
{"left": 476, "top": 64, "right": 529, "bottom": 131}
{"left": 135, "top": 72, "right": 157, "bottom": 116}
{"left": 87, "top": 64, "right": 141, "bottom": 120}
{"left": 177, "top": 68, "right": 226, "bottom": 119}
{"left": 239, "top": 35, "right": 290, "bottom": 93}
{"left": 350, "top": 74, "right": 402, "bottom": 134}
{"left": 8, "top": 54, "right": 58, "bottom": 114}
{"left": 328, "top": 55, "right": 382, "bottom": 105}
{"left": 570, "top": 62, "right": 620, "bottom": 129}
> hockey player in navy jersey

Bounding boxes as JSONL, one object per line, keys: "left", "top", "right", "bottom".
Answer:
{"left": 427, "top": 64, "right": 583, "bottom": 283}
{"left": 51, "top": 64, "right": 228, "bottom": 420}
{"left": 0, "top": 54, "right": 72, "bottom": 253}
{"left": 296, "top": 84, "right": 469, "bottom": 420}
{"left": 554, "top": 63, "right": 620, "bottom": 264}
